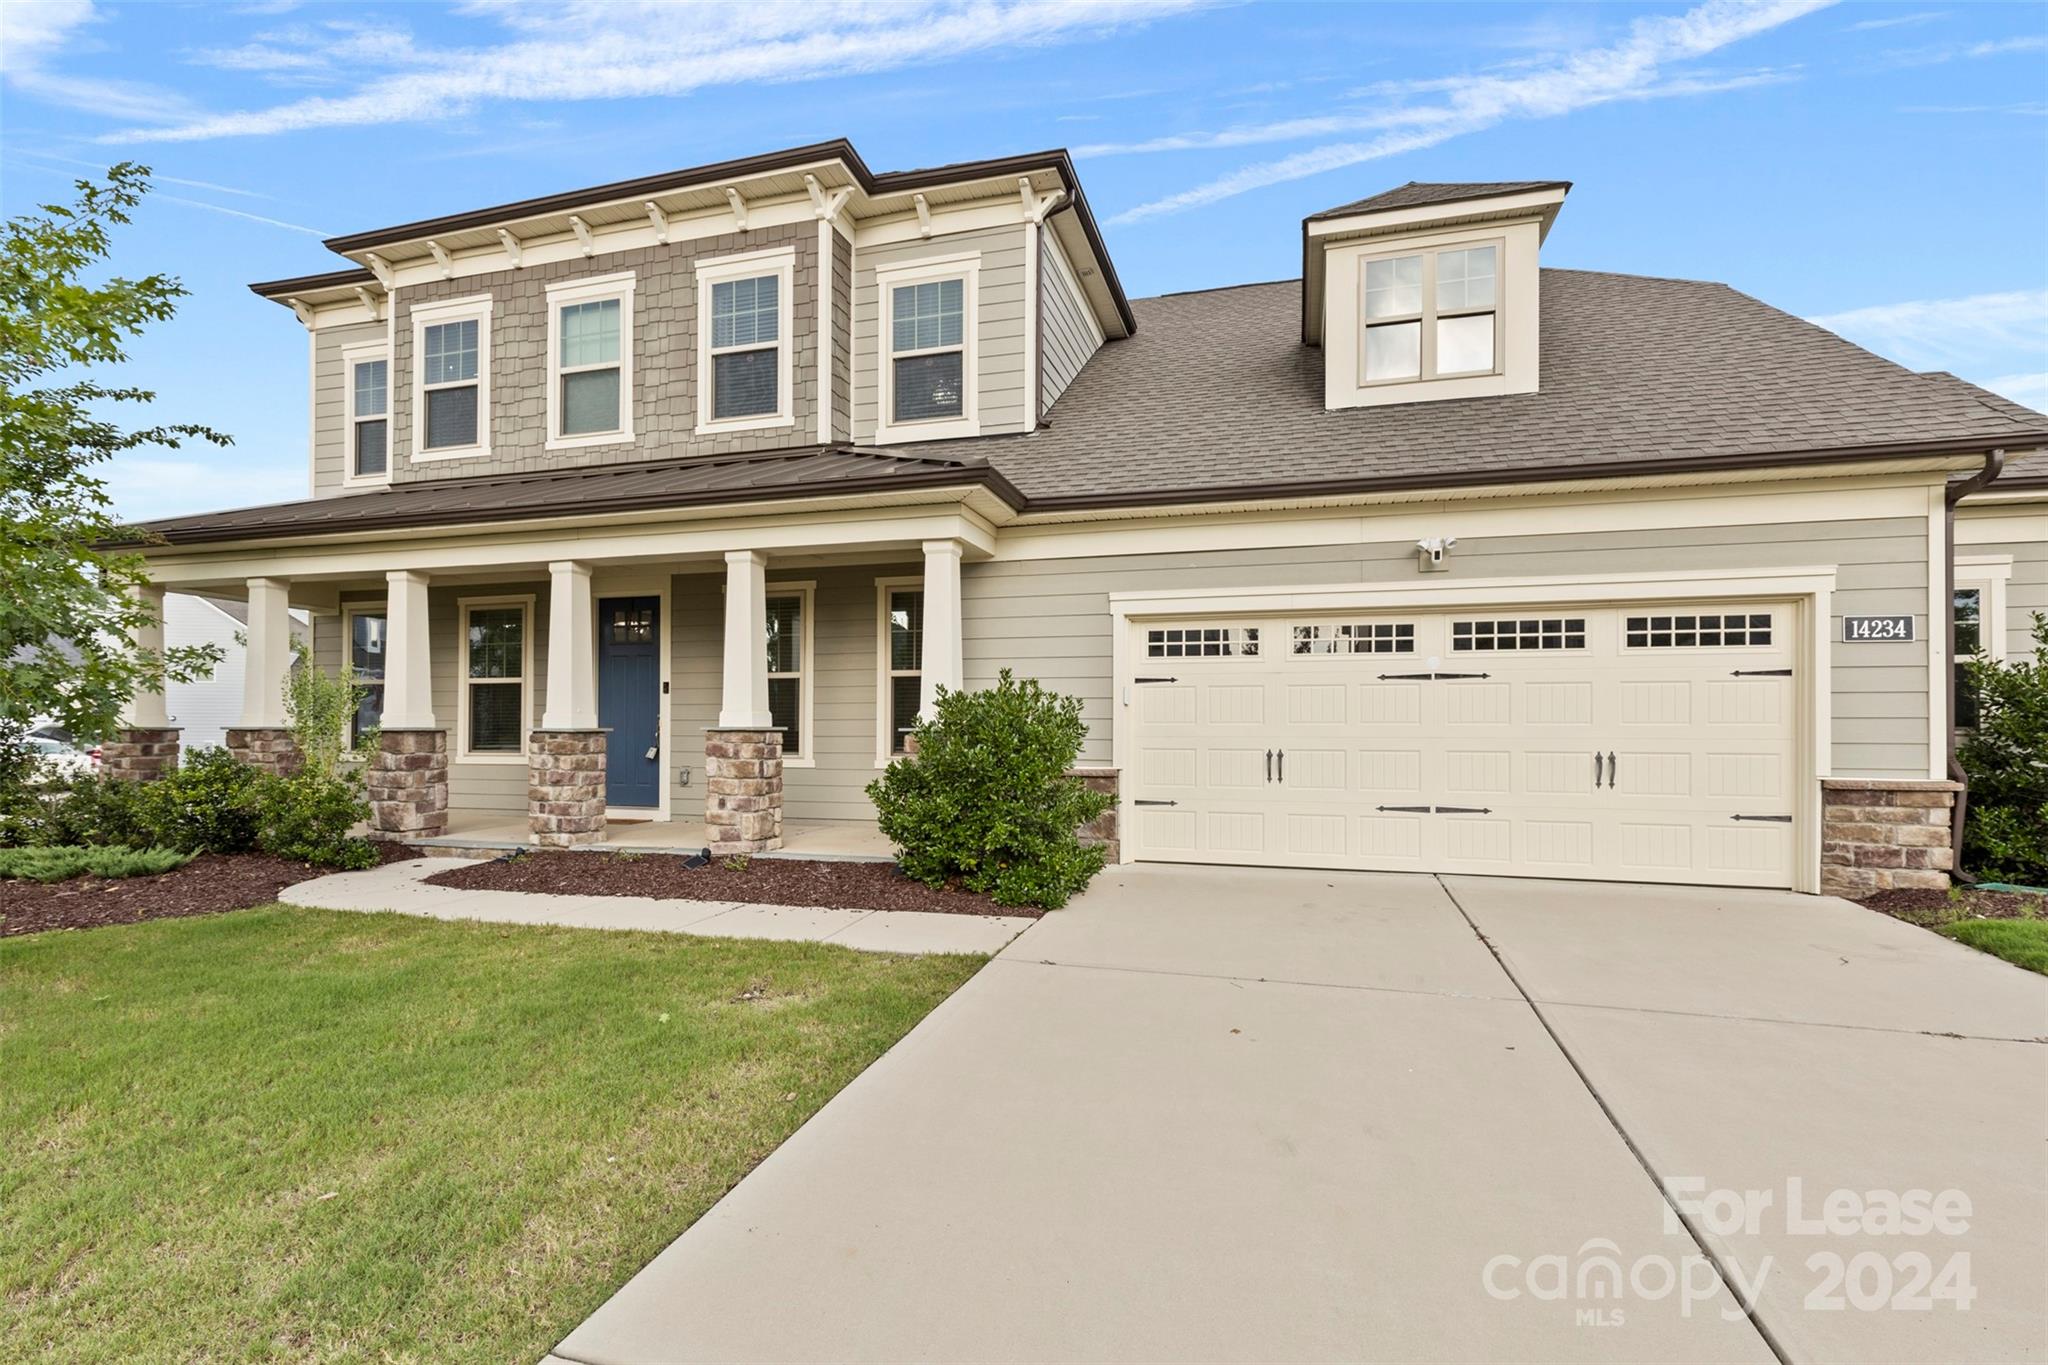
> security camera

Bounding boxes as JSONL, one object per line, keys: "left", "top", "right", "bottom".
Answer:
{"left": 1416, "top": 536, "right": 1456, "bottom": 572}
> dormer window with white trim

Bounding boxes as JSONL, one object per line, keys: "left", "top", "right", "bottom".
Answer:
{"left": 875, "top": 253, "right": 980, "bottom": 443}
{"left": 1362, "top": 242, "right": 1498, "bottom": 384}
{"left": 411, "top": 295, "right": 492, "bottom": 461}
{"left": 696, "top": 246, "right": 795, "bottom": 434}
{"left": 341, "top": 341, "right": 389, "bottom": 485}
{"left": 546, "top": 272, "right": 634, "bottom": 449}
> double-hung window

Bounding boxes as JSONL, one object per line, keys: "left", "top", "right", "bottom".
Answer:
{"left": 879, "top": 583, "right": 924, "bottom": 756}
{"left": 764, "top": 587, "right": 812, "bottom": 762}
{"left": 1363, "top": 242, "right": 1498, "bottom": 384}
{"left": 412, "top": 296, "right": 492, "bottom": 459}
{"left": 345, "top": 606, "right": 387, "bottom": 745}
{"left": 459, "top": 598, "right": 530, "bottom": 759}
{"left": 876, "top": 255, "right": 979, "bottom": 442}
{"left": 696, "top": 247, "right": 794, "bottom": 432}
{"left": 547, "top": 273, "right": 634, "bottom": 447}
{"left": 342, "top": 343, "right": 389, "bottom": 483}
{"left": 1953, "top": 556, "right": 2014, "bottom": 729}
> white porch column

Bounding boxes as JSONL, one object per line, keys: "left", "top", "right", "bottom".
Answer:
{"left": 382, "top": 570, "right": 436, "bottom": 729}
{"left": 118, "top": 581, "right": 171, "bottom": 728}
{"left": 239, "top": 577, "right": 293, "bottom": 728}
{"left": 541, "top": 560, "right": 598, "bottom": 730}
{"left": 718, "top": 550, "right": 774, "bottom": 728}
{"left": 919, "top": 538, "right": 965, "bottom": 717}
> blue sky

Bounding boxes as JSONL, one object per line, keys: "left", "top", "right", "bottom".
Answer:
{"left": 2, "top": 0, "right": 2044, "bottom": 521}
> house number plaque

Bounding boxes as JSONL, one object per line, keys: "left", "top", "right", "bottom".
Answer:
{"left": 1842, "top": 615, "right": 1915, "bottom": 643}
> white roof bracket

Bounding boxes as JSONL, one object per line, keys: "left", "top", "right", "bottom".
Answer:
{"left": 645, "top": 201, "right": 669, "bottom": 244}
{"left": 914, "top": 193, "right": 933, "bottom": 238}
{"left": 426, "top": 240, "right": 454, "bottom": 279}
{"left": 568, "top": 214, "right": 595, "bottom": 257}
{"left": 805, "top": 174, "right": 853, "bottom": 223}
{"left": 284, "top": 296, "right": 314, "bottom": 328}
{"left": 724, "top": 187, "right": 748, "bottom": 230}
{"left": 352, "top": 286, "right": 382, "bottom": 321}
{"left": 362, "top": 252, "right": 396, "bottom": 289}
{"left": 1020, "top": 179, "right": 1066, "bottom": 226}
{"left": 497, "top": 228, "right": 523, "bottom": 268}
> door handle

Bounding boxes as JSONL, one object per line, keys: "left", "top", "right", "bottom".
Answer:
{"left": 1265, "top": 749, "right": 1273, "bottom": 783}
{"left": 1277, "top": 749, "right": 1285, "bottom": 782}
{"left": 1593, "top": 751, "right": 1604, "bottom": 789}
{"left": 1606, "top": 751, "right": 1618, "bottom": 789}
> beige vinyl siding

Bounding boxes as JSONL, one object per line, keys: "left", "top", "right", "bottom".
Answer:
{"left": 1970, "top": 534, "right": 2047, "bottom": 659}
{"left": 1038, "top": 229, "right": 1102, "bottom": 414}
{"left": 668, "top": 562, "right": 919, "bottom": 823}
{"left": 963, "top": 516, "right": 1932, "bottom": 781}
{"left": 311, "top": 321, "right": 385, "bottom": 496}
{"left": 852, "top": 224, "right": 1029, "bottom": 440}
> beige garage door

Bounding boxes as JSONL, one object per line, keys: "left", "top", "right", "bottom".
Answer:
{"left": 1126, "top": 604, "right": 1799, "bottom": 888}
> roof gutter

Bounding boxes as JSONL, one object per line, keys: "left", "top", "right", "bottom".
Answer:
{"left": 1943, "top": 446, "right": 2006, "bottom": 882}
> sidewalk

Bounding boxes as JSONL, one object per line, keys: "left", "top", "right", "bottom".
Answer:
{"left": 282, "top": 858, "right": 1035, "bottom": 955}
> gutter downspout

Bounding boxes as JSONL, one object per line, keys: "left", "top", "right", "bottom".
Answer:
{"left": 1945, "top": 447, "right": 2006, "bottom": 881}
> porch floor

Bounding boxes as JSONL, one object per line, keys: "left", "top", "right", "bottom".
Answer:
{"left": 415, "top": 813, "right": 896, "bottom": 863}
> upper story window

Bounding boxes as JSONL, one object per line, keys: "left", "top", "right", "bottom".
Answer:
{"left": 875, "top": 253, "right": 980, "bottom": 444}
{"left": 891, "top": 280, "right": 965, "bottom": 422}
{"left": 546, "top": 272, "right": 634, "bottom": 449}
{"left": 1363, "top": 242, "right": 1498, "bottom": 385}
{"left": 697, "top": 246, "right": 794, "bottom": 434}
{"left": 341, "top": 342, "right": 389, "bottom": 484}
{"left": 412, "top": 296, "right": 492, "bottom": 461}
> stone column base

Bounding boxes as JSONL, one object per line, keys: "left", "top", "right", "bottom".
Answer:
{"left": 101, "top": 727, "right": 180, "bottom": 782}
{"left": 368, "top": 728, "right": 447, "bottom": 841}
{"left": 226, "top": 727, "right": 301, "bottom": 777}
{"left": 1821, "top": 779, "right": 1959, "bottom": 898}
{"left": 706, "top": 728, "right": 782, "bottom": 856}
{"left": 1071, "top": 766, "right": 1120, "bottom": 863}
{"left": 529, "top": 729, "right": 607, "bottom": 848}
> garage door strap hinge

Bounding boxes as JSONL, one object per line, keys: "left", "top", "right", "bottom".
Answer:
{"left": 1376, "top": 804, "right": 1433, "bottom": 813}
{"left": 1133, "top": 799, "right": 1179, "bottom": 807}
{"left": 1433, "top": 805, "right": 1493, "bottom": 815}
{"left": 1377, "top": 671, "right": 1493, "bottom": 681}
{"left": 1730, "top": 668, "right": 1793, "bottom": 677}
{"left": 1133, "top": 676, "right": 1179, "bottom": 684}
{"left": 1730, "top": 813, "right": 1793, "bottom": 822}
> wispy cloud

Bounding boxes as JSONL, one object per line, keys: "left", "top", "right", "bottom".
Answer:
{"left": 103, "top": 0, "right": 1202, "bottom": 143}
{"left": 1809, "top": 289, "right": 2048, "bottom": 373}
{"left": 1845, "top": 9, "right": 1943, "bottom": 31}
{"left": 1874, "top": 31, "right": 2048, "bottom": 68}
{"left": 154, "top": 194, "right": 328, "bottom": 237}
{"left": 1982, "top": 373, "right": 2048, "bottom": 413}
{"left": 1108, "top": 0, "right": 1830, "bottom": 223}
{"left": 11, "top": 147, "right": 274, "bottom": 199}
{"left": 0, "top": 0, "right": 199, "bottom": 125}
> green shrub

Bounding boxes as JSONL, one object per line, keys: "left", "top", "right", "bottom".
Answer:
{"left": 1959, "top": 615, "right": 2048, "bottom": 884}
{"left": 866, "top": 670, "right": 1110, "bottom": 909}
{"left": 137, "top": 747, "right": 265, "bottom": 854}
{"left": 256, "top": 769, "right": 377, "bottom": 869}
{"left": 44, "top": 772, "right": 152, "bottom": 848}
{"left": 0, "top": 845, "right": 192, "bottom": 883}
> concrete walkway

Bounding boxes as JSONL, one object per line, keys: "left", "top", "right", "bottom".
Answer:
{"left": 282, "top": 858, "right": 1035, "bottom": 956}
{"left": 551, "top": 866, "right": 2048, "bottom": 1364}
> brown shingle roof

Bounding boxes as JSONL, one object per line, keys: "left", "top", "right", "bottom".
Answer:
{"left": 1307, "top": 180, "right": 1571, "bottom": 220}
{"left": 1914, "top": 373, "right": 2048, "bottom": 488}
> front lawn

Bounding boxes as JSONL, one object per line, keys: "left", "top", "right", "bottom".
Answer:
{"left": 1940, "top": 917, "right": 2048, "bottom": 975}
{"left": 1861, "top": 885, "right": 2048, "bottom": 976}
{"left": 0, "top": 906, "right": 982, "bottom": 1362}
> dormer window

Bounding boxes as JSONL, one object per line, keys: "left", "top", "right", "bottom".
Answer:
{"left": 875, "top": 252, "right": 981, "bottom": 443}
{"left": 1363, "top": 243, "right": 1498, "bottom": 385}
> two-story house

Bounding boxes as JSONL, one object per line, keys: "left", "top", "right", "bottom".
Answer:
{"left": 114, "top": 141, "right": 2046, "bottom": 898}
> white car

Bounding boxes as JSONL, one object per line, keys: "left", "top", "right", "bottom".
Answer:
{"left": 24, "top": 735, "right": 96, "bottom": 785}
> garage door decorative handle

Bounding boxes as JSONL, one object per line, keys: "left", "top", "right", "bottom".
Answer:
{"left": 1607, "top": 751, "right": 1617, "bottom": 788}
{"left": 1265, "top": 749, "right": 1273, "bottom": 782}
{"left": 1594, "top": 751, "right": 1604, "bottom": 788}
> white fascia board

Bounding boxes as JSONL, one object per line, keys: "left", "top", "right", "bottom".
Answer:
{"left": 1305, "top": 186, "right": 1569, "bottom": 243}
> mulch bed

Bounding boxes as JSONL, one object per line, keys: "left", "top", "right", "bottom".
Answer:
{"left": 1860, "top": 885, "right": 2046, "bottom": 924}
{"left": 0, "top": 845, "right": 420, "bottom": 939}
{"left": 425, "top": 851, "right": 1038, "bottom": 918}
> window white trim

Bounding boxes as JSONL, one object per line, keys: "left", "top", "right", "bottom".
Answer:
{"left": 340, "top": 340, "right": 392, "bottom": 488}
{"left": 876, "top": 253, "right": 980, "bottom": 444}
{"left": 545, "top": 271, "right": 635, "bottom": 451}
{"left": 410, "top": 294, "right": 493, "bottom": 463}
{"left": 695, "top": 245, "right": 796, "bottom": 435}
{"left": 765, "top": 581, "right": 816, "bottom": 767}
{"left": 1956, "top": 553, "right": 2013, "bottom": 662}
{"left": 455, "top": 593, "right": 534, "bottom": 763}
{"left": 874, "top": 575, "right": 924, "bottom": 765}
{"left": 1357, "top": 236, "right": 1503, "bottom": 388}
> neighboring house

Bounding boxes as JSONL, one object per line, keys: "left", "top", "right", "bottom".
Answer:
{"left": 119, "top": 141, "right": 2048, "bottom": 898}
{"left": 161, "top": 594, "right": 312, "bottom": 754}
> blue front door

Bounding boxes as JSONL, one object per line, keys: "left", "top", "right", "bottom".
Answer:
{"left": 597, "top": 596, "right": 660, "bottom": 808}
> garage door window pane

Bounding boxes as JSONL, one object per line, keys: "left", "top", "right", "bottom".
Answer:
{"left": 1452, "top": 618, "right": 1585, "bottom": 651}
{"left": 1625, "top": 612, "right": 1772, "bottom": 648}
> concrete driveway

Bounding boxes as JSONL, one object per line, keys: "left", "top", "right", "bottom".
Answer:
{"left": 552, "top": 867, "right": 2048, "bottom": 1364}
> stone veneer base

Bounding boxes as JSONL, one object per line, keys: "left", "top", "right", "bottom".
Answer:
{"left": 102, "top": 727, "right": 180, "bottom": 782}
{"left": 1821, "top": 778, "right": 1958, "bottom": 898}
{"left": 1071, "top": 766, "right": 1120, "bottom": 864}
{"left": 706, "top": 728, "right": 783, "bottom": 856}
{"left": 226, "top": 727, "right": 302, "bottom": 778}
{"left": 368, "top": 728, "right": 448, "bottom": 841}
{"left": 530, "top": 729, "right": 607, "bottom": 848}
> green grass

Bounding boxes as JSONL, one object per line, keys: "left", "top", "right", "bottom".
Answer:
{"left": 1939, "top": 918, "right": 2048, "bottom": 975}
{"left": 0, "top": 845, "right": 192, "bottom": 882}
{"left": 0, "top": 906, "right": 983, "bottom": 1362}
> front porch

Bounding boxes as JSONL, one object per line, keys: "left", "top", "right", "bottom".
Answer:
{"left": 416, "top": 812, "right": 896, "bottom": 861}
